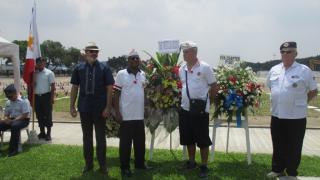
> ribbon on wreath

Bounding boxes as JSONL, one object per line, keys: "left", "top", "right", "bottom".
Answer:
{"left": 223, "top": 89, "right": 244, "bottom": 127}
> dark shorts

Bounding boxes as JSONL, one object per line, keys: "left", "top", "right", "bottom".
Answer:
{"left": 178, "top": 109, "right": 212, "bottom": 148}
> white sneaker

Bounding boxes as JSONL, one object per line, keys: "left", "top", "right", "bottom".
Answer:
{"left": 267, "top": 171, "right": 283, "bottom": 178}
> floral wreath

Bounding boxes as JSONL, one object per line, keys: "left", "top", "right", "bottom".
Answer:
{"left": 143, "top": 52, "right": 182, "bottom": 134}
{"left": 213, "top": 63, "right": 262, "bottom": 127}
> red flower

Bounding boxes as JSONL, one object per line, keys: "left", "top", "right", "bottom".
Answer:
{"left": 236, "top": 90, "right": 244, "bottom": 96}
{"left": 171, "top": 66, "right": 180, "bottom": 76}
{"left": 246, "top": 82, "right": 256, "bottom": 91}
{"left": 147, "top": 63, "right": 154, "bottom": 70}
{"left": 176, "top": 81, "right": 182, "bottom": 89}
{"left": 228, "top": 76, "right": 237, "bottom": 84}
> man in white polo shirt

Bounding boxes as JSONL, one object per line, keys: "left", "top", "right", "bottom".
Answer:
{"left": 34, "top": 57, "right": 55, "bottom": 141}
{"left": 266, "top": 42, "right": 318, "bottom": 179}
{"left": 178, "top": 41, "right": 217, "bottom": 178}
{"left": 114, "top": 49, "right": 152, "bottom": 178}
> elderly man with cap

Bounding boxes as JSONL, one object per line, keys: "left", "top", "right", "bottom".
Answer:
{"left": 113, "top": 49, "right": 152, "bottom": 177}
{"left": 178, "top": 41, "right": 217, "bottom": 178}
{"left": 266, "top": 41, "right": 318, "bottom": 179}
{"left": 70, "top": 42, "right": 114, "bottom": 175}
{"left": 0, "top": 84, "right": 31, "bottom": 157}
{"left": 34, "top": 57, "right": 55, "bottom": 141}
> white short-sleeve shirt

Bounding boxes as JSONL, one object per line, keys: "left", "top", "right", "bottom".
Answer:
{"left": 114, "top": 69, "right": 145, "bottom": 121}
{"left": 266, "top": 62, "right": 318, "bottom": 119}
{"left": 35, "top": 68, "right": 55, "bottom": 94}
{"left": 5, "top": 97, "right": 31, "bottom": 118}
{"left": 179, "top": 61, "right": 216, "bottom": 113}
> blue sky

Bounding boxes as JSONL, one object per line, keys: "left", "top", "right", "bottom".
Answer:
{"left": 0, "top": 0, "right": 319, "bottom": 67}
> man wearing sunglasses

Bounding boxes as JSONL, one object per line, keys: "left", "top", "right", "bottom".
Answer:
{"left": 114, "top": 49, "right": 152, "bottom": 177}
{"left": 266, "top": 42, "right": 318, "bottom": 179}
{"left": 70, "top": 42, "right": 114, "bottom": 175}
{"left": 0, "top": 84, "right": 31, "bottom": 157}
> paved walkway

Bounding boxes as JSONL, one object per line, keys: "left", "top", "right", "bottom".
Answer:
{"left": 9, "top": 123, "right": 319, "bottom": 156}
{"left": 2, "top": 123, "right": 320, "bottom": 179}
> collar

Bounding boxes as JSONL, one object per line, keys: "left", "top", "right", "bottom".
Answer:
{"left": 281, "top": 61, "right": 298, "bottom": 70}
{"left": 184, "top": 60, "right": 200, "bottom": 71}
{"left": 10, "top": 97, "right": 22, "bottom": 103}
{"left": 85, "top": 60, "right": 98, "bottom": 67}
{"left": 127, "top": 68, "right": 141, "bottom": 74}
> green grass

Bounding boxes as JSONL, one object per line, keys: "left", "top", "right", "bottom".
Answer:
{"left": 53, "top": 96, "right": 71, "bottom": 112}
{"left": 0, "top": 144, "right": 320, "bottom": 179}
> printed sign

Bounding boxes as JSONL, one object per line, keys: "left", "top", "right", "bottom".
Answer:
{"left": 219, "top": 55, "right": 240, "bottom": 67}
{"left": 158, "top": 40, "right": 180, "bottom": 54}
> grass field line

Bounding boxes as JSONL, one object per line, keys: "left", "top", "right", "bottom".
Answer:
{"left": 55, "top": 96, "right": 70, "bottom": 100}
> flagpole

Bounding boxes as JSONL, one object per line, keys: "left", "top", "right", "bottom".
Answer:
{"left": 27, "top": 1, "right": 40, "bottom": 143}
{"left": 32, "top": 71, "right": 35, "bottom": 131}
{"left": 32, "top": 0, "right": 36, "bottom": 128}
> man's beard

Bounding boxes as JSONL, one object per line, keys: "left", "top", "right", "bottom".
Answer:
{"left": 87, "top": 57, "right": 96, "bottom": 64}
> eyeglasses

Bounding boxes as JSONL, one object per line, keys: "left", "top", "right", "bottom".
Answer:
{"left": 88, "top": 50, "right": 99, "bottom": 53}
{"left": 280, "top": 50, "right": 294, "bottom": 54}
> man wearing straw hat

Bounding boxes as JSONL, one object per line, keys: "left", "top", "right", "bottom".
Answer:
{"left": 70, "top": 42, "right": 114, "bottom": 175}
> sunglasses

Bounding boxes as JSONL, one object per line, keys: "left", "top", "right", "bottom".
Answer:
{"left": 88, "top": 50, "right": 99, "bottom": 53}
{"left": 129, "top": 56, "right": 140, "bottom": 61}
{"left": 280, "top": 50, "right": 294, "bottom": 54}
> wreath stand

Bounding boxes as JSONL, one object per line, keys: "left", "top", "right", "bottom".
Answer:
{"left": 210, "top": 112, "right": 252, "bottom": 165}
{"left": 148, "top": 131, "right": 176, "bottom": 160}
{"left": 149, "top": 132, "right": 155, "bottom": 160}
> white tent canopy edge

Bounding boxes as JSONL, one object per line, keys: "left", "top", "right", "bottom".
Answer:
{"left": 0, "top": 36, "right": 21, "bottom": 94}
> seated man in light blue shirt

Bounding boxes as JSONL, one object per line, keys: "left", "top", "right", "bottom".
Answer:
{"left": 0, "top": 84, "right": 31, "bottom": 157}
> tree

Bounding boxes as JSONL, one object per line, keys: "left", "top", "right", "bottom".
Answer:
{"left": 12, "top": 40, "right": 28, "bottom": 63}
{"left": 63, "top": 47, "right": 81, "bottom": 67}
{"left": 107, "top": 56, "right": 127, "bottom": 72}
{"left": 41, "top": 40, "right": 64, "bottom": 65}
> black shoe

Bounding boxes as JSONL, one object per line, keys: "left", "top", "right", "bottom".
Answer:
{"left": 45, "top": 134, "right": 52, "bottom": 141}
{"left": 38, "top": 133, "right": 46, "bottom": 139}
{"left": 8, "top": 151, "right": 19, "bottom": 157}
{"left": 82, "top": 166, "right": 93, "bottom": 174}
{"left": 198, "top": 165, "right": 209, "bottom": 178}
{"left": 180, "top": 160, "right": 197, "bottom": 170}
{"left": 121, "top": 169, "right": 132, "bottom": 177}
{"left": 135, "top": 165, "right": 153, "bottom": 170}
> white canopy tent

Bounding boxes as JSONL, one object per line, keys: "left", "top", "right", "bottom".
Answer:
{"left": 0, "top": 36, "right": 21, "bottom": 93}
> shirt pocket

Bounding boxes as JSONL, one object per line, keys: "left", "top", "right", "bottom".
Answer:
{"left": 269, "top": 75, "right": 279, "bottom": 89}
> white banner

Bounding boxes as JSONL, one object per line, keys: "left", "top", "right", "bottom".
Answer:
{"left": 219, "top": 55, "right": 240, "bottom": 66}
{"left": 158, "top": 40, "right": 180, "bottom": 54}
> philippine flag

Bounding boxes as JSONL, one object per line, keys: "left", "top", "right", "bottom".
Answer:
{"left": 23, "top": 3, "right": 41, "bottom": 102}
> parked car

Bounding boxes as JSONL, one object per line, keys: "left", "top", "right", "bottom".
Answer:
{"left": 48, "top": 64, "right": 70, "bottom": 74}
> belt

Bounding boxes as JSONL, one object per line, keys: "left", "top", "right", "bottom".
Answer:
{"left": 35, "top": 92, "right": 50, "bottom": 96}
